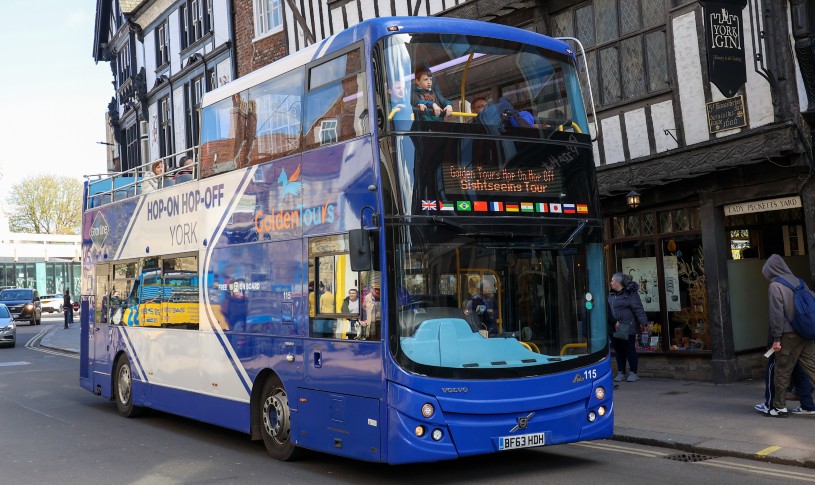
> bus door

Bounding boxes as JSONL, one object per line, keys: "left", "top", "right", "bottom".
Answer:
{"left": 301, "top": 235, "right": 383, "bottom": 460}
{"left": 90, "top": 263, "right": 110, "bottom": 390}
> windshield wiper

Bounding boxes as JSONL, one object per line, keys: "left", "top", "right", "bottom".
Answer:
{"left": 561, "top": 220, "right": 587, "bottom": 249}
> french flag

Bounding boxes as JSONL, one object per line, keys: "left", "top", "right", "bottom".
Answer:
{"left": 490, "top": 201, "right": 504, "bottom": 212}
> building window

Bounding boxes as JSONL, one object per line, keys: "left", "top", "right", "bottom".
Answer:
{"left": 159, "top": 96, "right": 173, "bottom": 159}
{"left": 180, "top": 0, "right": 212, "bottom": 49}
{"left": 156, "top": 20, "right": 169, "bottom": 67}
{"left": 319, "top": 119, "right": 338, "bottom": 145}
{"left": 116, "top": 43, "right": 132, "bottom": 87}
{"left": 125, "top": 123, "right": 141, "bottom": 171}
{"left": 185, "top": 75, "right": 206, "bottom": 150}
{"left": 254, "top": 0, "right": 283, "bottom": 38}
{"left": 552, "top": 0, "right": 670, "bottom": 107}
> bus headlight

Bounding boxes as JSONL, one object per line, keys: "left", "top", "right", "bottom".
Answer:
{"left": 431, "top": 429, "right": 443, "bottom": 441}
{"left": 421, "top": 403, "right": 434, "bottom": 418}
{"left": 415, "top": 425, "right": 426, "bottom": 437}
{"left": 595, "top": 387, "right": 605, "bottom": 400}
{"left": 587, "top": 411, "right": 597, "bottom": 422}
{"left": 597, "top": 406, "right": 607, "bottom": 417}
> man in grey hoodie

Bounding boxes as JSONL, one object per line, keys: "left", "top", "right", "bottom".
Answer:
{"left": 762, "top": 254, "right": 815, "bottom": 417}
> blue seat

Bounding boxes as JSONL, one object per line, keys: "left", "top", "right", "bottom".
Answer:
{"left": 175, "top": 173, "right": 194, "bottom": 184}
{"left": 163, "top": 178, "right": 174, "bottom": 188}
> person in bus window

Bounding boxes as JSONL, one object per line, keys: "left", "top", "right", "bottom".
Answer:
{"left": 141, "top": 161, "right": 165, "bottom": 194}
{"left": 360, "top": 282, "right": 381, "bottom": 340}
{"left": 341, "top": 288, "right": 360, "bottom": 339}
{"left": 469, "top": 96, "right": 488, "bottom": 123}
{"left": 412, "top": 67, "right": 452, "bottom": 121}
{"left": 465, "top": 279, "right": 498, "bottom": 335}
{"left": 388, "top": 79, "right": 411, "bottom": 121}
{"left": 313, "top": 282, "right": 335, "bottom": 337}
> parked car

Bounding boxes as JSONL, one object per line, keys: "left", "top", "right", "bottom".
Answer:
{"left": 41, "top": 294, "right": 63, "bottom": 313}
{"left": 0, "top": 304, "right": 15, "bottom": 348}
{"left": 0, "top": 288, "right": 41, "bottom": 325}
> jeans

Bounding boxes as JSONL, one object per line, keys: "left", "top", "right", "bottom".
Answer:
{"left": 612, "top": 334, "right": 638, "bottom": 374}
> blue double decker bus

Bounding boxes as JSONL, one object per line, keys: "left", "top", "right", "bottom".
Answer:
{"left": 80, "top": 16, "right": 611, "bottom": 464}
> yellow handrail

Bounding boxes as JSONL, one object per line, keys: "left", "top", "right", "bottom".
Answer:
{"left": 559, "top": 342, "right": 587, "bottom": 356}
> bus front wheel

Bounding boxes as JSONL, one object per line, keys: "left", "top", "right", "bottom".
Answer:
{"left": 115, "top": 355, "right": 143, "bottom": 418}
{"left": 260, "top": 376, "right": 301, "bottom": 461}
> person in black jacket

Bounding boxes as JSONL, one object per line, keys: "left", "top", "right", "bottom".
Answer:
{"left": 608, "top": 272, "right": 648, "bottom": 382}
{"left": 63, "top": 290, "right": 72, "bottom": 329}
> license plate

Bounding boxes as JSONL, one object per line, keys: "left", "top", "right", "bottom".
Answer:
{"left": 498, "top": 432, "right": 546, "bottom": 450}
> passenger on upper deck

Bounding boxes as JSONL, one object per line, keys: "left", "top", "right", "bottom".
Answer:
{"left": 388, "top": 79, "right": 411, "bottom": 120}
{"left": 141, "top": 161, "right": 165, "bottom": 194}
{"left": 470, "top": 97, "right": 488, "bottom": 116}
{"left": 175, "top": 157, "right": 195, "bottom": 183}
{"left": 412, "top": 67, "right": 452, "bottom": 121}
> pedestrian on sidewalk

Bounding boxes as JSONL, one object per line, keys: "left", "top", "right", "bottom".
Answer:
{"left": 608, "top": 272, "right": 648, "bottom": 382}
{"left": 761, "top": 254, "right": 815, "bottom": 417}
{"left": 755, "top": 354, "right": 815, "bottom": 416}
{"left": 62, "top": 290, "right": 71, "bottom": 329}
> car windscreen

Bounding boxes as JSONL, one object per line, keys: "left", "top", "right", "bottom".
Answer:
{"left": 0, "top": 290, "right": 32, "bottom": 300}
{"left": 0, "top": 306, "right": 10, "bottom": 318}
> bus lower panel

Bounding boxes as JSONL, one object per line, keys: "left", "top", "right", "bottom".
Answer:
{"left": 145, "top": 384, "right": 251, "bottom": 434}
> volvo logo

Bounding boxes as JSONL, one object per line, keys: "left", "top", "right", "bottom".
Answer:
{"left": 509, "top": 412, "right": 535, "bottom": 433}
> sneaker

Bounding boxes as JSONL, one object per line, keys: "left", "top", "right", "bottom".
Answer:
{"left": 626, "top": 373, "right": 639, "bottom": 382}
{"left": 763, "top": 407, "right": 789, "bottom": 418}
{"left": 791, "top": 406, "right": 815, "bottom": 415}
{"left": 614, "top": 372, "right": 626, "bottom": 382}
{"left": 754, "top": 403, "right": 769, "bottom": 413}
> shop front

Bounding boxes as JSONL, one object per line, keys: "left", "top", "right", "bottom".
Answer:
{"left": 604, "top": 187, "right": 813, "bottom": 382}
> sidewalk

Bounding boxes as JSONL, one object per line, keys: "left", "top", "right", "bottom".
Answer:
{"left": 39, "top": 324, "right": 815, "bottom": 468}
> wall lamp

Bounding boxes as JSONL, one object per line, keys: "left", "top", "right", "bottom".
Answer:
{"left": 626, "top": 190, "right": 641, "bottom": 209}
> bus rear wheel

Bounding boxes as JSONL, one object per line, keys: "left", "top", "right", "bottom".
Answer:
{"left": 115, "top": 355, "right": 143, "bottom": 418}
{"left": 260, "top": 376, "right": 301, "bottom": 461}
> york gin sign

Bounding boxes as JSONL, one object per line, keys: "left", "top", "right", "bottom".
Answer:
{"left": 702, "top": 0, "right": 747, "bottom": 98}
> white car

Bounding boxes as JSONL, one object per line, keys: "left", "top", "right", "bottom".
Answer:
{"left": 0, "top": 304, "right": 15, "bottom": 348}
{"left": 41, "top": 294, "right": 64, "bottom": 313}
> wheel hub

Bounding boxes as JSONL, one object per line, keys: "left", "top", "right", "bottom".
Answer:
{"left": 262, "top": 390, "right": 290, "bottom": 443}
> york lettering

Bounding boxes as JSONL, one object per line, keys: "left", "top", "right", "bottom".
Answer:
{"left": 169, "top": 222, "right": 198, "bottom": 246}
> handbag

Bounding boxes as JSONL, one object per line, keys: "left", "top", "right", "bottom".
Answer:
{"left": 613, "top": 321, "right": 632, "bottom": 340}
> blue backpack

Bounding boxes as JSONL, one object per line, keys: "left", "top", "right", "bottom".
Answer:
{"left": 774, "top": 278, "right": 815, "bottom": 340}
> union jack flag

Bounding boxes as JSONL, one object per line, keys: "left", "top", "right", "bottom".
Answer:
{"left": 421, "top": 200, "right": 437, "bottom": 210}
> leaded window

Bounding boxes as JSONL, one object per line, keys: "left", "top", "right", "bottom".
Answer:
{"left": 552, "top": 0, "right": 671, "bottom": 107}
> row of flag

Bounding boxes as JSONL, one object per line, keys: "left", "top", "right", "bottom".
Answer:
{"left": 421, "top": 200, "right": 589, "bottom": 214}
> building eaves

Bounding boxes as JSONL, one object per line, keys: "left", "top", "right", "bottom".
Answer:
{"left": 120, "top": 0, "right": 149, "bottom": 14}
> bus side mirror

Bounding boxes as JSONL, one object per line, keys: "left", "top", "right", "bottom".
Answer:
{"left": 349, "top": 229, "right": 372, "bottom": 271}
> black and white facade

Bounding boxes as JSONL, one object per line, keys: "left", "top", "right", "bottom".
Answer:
{"left": 93, "top": 0, "right": 234, "bottom": 173}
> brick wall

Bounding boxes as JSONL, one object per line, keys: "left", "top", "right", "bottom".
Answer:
{"left": 233, "top": 0, "right": 288, "bottom": 78}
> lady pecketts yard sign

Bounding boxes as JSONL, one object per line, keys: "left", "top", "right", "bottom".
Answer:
{"left": 702, "top": 0, "right": 748, "bottom": 98}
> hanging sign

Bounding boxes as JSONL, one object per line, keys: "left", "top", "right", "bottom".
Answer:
{"left": 702, "top": 0, "right": 748, "bottom": 98}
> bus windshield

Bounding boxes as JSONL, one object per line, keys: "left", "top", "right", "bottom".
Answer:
{"left": 389, "top": 222, "right": 607, "bottom": 378}
{"left": 381, "top": 33, "right": 586, "bottom": 135}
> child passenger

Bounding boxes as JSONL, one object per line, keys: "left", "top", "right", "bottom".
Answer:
{"left": 412, "top": 67, "right": 453, "bottom": 121}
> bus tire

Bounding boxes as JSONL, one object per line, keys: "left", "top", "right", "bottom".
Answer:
{"left": 114, "top": 355, "right": 143, "bottom": 418}
{"left": 259, "top": 376, "right": 301, "bottom": 461}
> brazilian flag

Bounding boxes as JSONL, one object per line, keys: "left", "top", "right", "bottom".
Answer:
{"left": 457, "top": 201, "right": 472, "bottom": 211}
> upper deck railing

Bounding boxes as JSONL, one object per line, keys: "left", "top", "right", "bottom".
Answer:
{"left": 85, "top": 147, "right": 199, "bottom": 210}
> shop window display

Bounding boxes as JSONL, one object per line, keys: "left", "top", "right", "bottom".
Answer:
{"left": 607, "top": 207, "right": 706, "bottom": 352}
